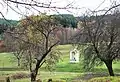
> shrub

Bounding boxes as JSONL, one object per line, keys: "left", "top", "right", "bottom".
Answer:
{"left": 11, "top": 72, "right": 30, "bottom": 79}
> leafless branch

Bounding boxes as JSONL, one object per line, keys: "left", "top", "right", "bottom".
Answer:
{"left": 6, "top": 0, "right": 82, "bottom": 9}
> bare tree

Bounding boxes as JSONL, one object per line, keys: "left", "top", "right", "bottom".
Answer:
{"left": 4, "top": 29, "right": 24, "bottom": 66}
{"left": 81, "top": 9, "right": 120, "bottom": 76}
{"left": 6, "top": 14, "right": 60, "bottom": 82}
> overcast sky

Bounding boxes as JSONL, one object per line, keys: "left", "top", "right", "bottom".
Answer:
{"left": 0, "top": 0, "right": 115, "bottom": 20}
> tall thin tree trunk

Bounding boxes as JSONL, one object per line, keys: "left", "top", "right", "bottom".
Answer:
{"left": 104, "top": 60, "right": 114, "bottom": 76}
{"left": 17, "top": 58, "right": 20, "bottom": 66}
{"left": 31, "top": 60, "right": 40, "bottom": 82}
{"left": 31, "top": 69, "right": 38, "bottom": 82}
{"left": 31, "top": 71, "right": 37, "bottom": 82}
{"left": 60, "top": 29, "right": 65, "bottom": 44}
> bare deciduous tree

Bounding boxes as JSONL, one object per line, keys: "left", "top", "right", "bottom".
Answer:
{"left": 6, "top": 14, "right": 60, "bottom": 82}
{"left": 4, "top": 29, "right": 24, "bottom": 66}
{"left": 81, "top": 9, "right": 120, "bottom": 76}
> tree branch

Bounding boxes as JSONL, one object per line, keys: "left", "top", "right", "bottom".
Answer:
{"left": 7, "top": 0, "right": 81, "bottom": 9}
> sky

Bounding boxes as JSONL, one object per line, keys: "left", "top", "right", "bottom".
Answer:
{"left": 0, "top": 0, "right": 115, "bottom": 20}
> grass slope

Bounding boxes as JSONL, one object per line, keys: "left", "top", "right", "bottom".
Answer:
{"left": 55, "top": 45, "right": 120, "bottom": 73}
{"left": 0, "top": 53, "right": 17, "bottom": 68}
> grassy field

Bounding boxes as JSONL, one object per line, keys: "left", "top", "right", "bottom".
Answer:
{"left": 55, "top": 45, "right": 120, "bottom": 73}
{"left": 0, "top": 53, "right": 17, "bottom": 68}
{"left": 0, "top": 45, "right": 120, "bottom": 82}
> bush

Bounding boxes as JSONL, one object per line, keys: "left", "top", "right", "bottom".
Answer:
{"left": 88, "top": 76, "right": 120, "bottom": 82}
{"left": 11, "top": 72, "right": 30, "bottom": 79}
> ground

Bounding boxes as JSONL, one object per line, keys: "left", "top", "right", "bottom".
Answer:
{"left": 0, "top": 45, "right": 120, "bottom": 82}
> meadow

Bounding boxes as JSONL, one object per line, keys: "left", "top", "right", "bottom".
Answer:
{"left": 0, "top": 45, "right": 120, "bottom": 82}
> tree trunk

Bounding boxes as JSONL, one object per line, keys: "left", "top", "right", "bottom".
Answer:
{"left": 17, "top": 58, "right": 20, "bottom": 66}
{"left": 30, "top": 66, "right": 39, "bottom": 82}
{"left": 60, "top": 29, "right": 65, "bottom": 44}
{"left": 104, "top": 60, "right": 114, "bottom": 76}
{"left": 31, "top": 70, "right": 37, "bottom": 82}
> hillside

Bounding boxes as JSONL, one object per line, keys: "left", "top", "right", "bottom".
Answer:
{"left": 0, "top": 18, "right": 18, "bottom": 35}
{"left": 0, "top": 18, "right": 18, "bottom": 26}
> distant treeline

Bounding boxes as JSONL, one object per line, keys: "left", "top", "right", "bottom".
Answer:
{"left": 0, "top": 18, "right": 18, "bottom": 34}
{"left": 0, "top": 14, "right": 83, "bottom": 44}
{"left": 0, "top": 18, "right": 18, "bottom": 26}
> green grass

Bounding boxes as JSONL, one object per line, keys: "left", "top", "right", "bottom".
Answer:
{"left": 55, "top": 45, "right": 84, "bottom": 72}
{"left": 56, "top": 45, "right": 73, "bottom": 51}
{"left": 13, "top": 79, "right": 30, "bottom": 82}
{"left": 0, "top": 53, "right": 17, "bottom": 67}
{"left": 0, "top": 71, "right": 28, "bottom": 76}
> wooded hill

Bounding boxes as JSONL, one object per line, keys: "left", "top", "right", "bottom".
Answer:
{"left": 0, "top": 18, "right": 18, "bottom": 34}
{"left": 0, "top": 18, "right": 18, "bottom": 26}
